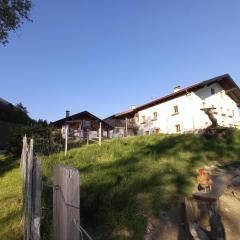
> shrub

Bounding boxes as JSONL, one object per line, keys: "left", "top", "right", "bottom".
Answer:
{"left": 7, "top": 121, "right": 63, "bottom": 156}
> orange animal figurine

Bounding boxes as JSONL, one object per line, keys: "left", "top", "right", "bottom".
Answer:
{"left": 197, "top": 168, "right": 213, "bottom": 192}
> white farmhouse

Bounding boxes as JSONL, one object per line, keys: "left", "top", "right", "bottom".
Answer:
{"left": 105, "top": 74, "right": 240, "bottom": 136}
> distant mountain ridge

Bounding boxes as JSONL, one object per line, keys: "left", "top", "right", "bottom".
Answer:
{"left": 0, "top": 97, "right": 32, "bottom": 124}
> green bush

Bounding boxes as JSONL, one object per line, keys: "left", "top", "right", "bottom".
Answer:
{"left": 7, "top": 121, "right": 64, "bottom": 156}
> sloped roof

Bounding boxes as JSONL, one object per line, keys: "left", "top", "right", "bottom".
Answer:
{"left": 51, "top": 110, "right": 113, "bottom": 129}
{"left": 109, "top": 74, "right": 240, "bottom": 119}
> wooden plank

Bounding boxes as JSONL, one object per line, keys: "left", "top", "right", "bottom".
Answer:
{"left": 21, "top": 135, "right": 28, "bottom": 240}
{"left": 125, "top": 117, "right": 128, "bottom": 137}
{"left": 26, "top": 139, "right": 34, "bottom": 240}
{"left": 21, "top": 135, "right": 28, "bottom": 186}
{"left": 192, "top": 193, "right": 216, "bottom": 202}
{"left": 53, "top": 165, "right": 80, "bottom": 240}
{"left": 31, "top": 158, "right": 42, "bottom": 240}
{"left": 99, "top": 122, "right": 102, "bottom": 146}
{"left": 64, "top": 125, "right": 69, "bottom": 156}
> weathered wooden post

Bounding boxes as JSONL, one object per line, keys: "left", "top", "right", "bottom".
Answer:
{"left": 21, "top": 137, "right": 42, "bottom": 240}
{"left": 87, "top": 129, "right": 89, "bottom": 145}
{"left": 21, "top": 135, "right": 28, "bottom": 240}
{"left": 125, "top": 117, "right": 128, "bottom": 137}
{"left": 99, "top": 121, "right": 102, "bottom": 146}
{"left": 26, "top": 139, "right": 34, "bottom": 240}
{"left": 21, "top": 135, "right": 28, "bottom": 184}
{"left": 53, "top": 165, "right": 80, "bottom": 240}
{"left": 64, "top": 125, "right": 69, "bottom": 156}
{"left": 32, "top": 157, "right": 42, "bottom": 240}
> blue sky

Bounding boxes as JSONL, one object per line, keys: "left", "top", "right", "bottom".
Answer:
{"left": 1, "top": 0, "right": 240, "bottom": 122}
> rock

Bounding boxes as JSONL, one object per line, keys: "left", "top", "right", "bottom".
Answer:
{"left": 232, "top": 190, "right": 240, "bottom": 200}
{"left": 112, "top": 227, "right": 134, "bottom": 238}
{"left": 231, "top": 175, "right": 240, "bottom": 187}
{"left": 190, "top": 223, "right": 209, "bottom": 240}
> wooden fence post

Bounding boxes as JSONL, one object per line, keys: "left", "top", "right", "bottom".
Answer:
{"left": 53, "top": 165, "right": 80, "bottom": 240}
{"left": 32, "top": 157, "right": 42, "bottom": 240}
{"left": 21, "top": 135, "right": 28, "bottom": 240}
{"left": 99, "top": 121, "right": 102, "bottom": 146}
{"left": 26, "top": 139, "right": 34, "bottom": 240}
{"left": 65, "top": 125, "right": 69, "bottom": 156}
{"left": 21, "top": 135, "right": 28, "bottom": 184}
{"left": 21, "top": 137, "right": 42, "bottom": 240}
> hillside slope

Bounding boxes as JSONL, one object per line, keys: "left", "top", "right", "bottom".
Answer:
{"left": 0, "top": 98, "right": 32, "bottom": 124}
{"left": 41, "top": 130, "right": 240, "bottom": 240}
{"left": 0, "top": 98, "right": 33, "bottom": 145}
{"left": 0, "top": 121, "right": 24, "bottom": 145}
{"left": 0, "top": 154, "right": 22, "bottom": 240}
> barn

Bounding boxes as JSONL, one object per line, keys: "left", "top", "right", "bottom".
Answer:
{"left": 51, "top": 111, "right": 113, "bottom": 141}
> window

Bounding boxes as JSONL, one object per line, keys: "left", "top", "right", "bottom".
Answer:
{"left": 155, "top": 128, "right": 160, "bottom": 134}
{"left": 211, "top": 88, "right": 215, "bottom": 95}
{"left": 145, "top": 131, "right": 150, "bottom": 135}
{"left": 141, "top": 115, "right": 146, "bottom": 124}
{"left": 202, "top": 102, "right": 206, "bottom": 108}
{"left": 175, "top": 124, "right": 181, "bottom": 133}
{"left": 83, "top": 120, "right": 91, "bottom": 127}
{"left": 222, "top": 121, "right": 225, "bottom": 127}
{"left": 173, "top": 105, "right": 179, "bottom": 115}
{"left": 220, "top": 107, "right": 226, "bottom": 116}
{"left": 229, "top": 110, "right": 234, "bottom": 118}
{"left": 152, "top": 112, "right": 158, "bottom": 120}
{"left": 134, "top": 113, "right": 139, "bottom": 123}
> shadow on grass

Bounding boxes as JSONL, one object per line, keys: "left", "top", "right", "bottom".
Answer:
{"left": 41, "top": 130, "right": 240, "bottom": 240}
{"left": 77, "top": 135, "right": 203, "bottom": 239}
{"left": 41, "top": 176, "right": 53, "bottom": 240}
{"left": 0, "top": 208, "right": 23, "bottom": 240}
{"left": 0, "top": 153, "right": 19, "bottom": 178}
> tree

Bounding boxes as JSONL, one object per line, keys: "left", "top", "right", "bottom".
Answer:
{"left": 16, "top": 102, "right": 28, "bottom": 114}
{"left": 0, "top": 0, "right": 32, "bottom": 45}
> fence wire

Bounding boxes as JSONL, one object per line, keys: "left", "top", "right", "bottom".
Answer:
{"left": 73, "top": 218, "right": 94, "bottom": 240}
{"left": 54, "top": 184, "right": 94, "bottom": 240}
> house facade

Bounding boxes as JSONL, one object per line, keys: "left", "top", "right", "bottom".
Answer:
{"left": 51, "top": 111, "right": 113, "bottom": 140}
{"left": 105, "top": 74, "right": 240, "bottom": 135}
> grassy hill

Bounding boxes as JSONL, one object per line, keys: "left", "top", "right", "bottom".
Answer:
{"left": 0, "top": 154, "right": 22, "bottom": 240}
{"left": 40, "top": 129, "right": 240, "bottom": 240}
{"left": 1, "top": 130, "right": 240, "bottom": 239}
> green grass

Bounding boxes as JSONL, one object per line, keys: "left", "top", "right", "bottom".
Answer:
{"left": 0, "top": 154, "right": 22, "bottom": 240}
{"left": 40, "top": 129, "right": 240, "bottom": 240}
{"left": 1, "top": 129, "right": 240, "bottom": 239}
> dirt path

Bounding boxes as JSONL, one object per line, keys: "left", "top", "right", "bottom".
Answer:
{"left": 144, "top": 163, "right": 240, "bottom": 240}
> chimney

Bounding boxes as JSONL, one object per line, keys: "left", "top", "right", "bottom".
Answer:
{"left": 65, "top": 110, "right": 70, "bottom": 118}
{"left": 173, "top": 86, "right": 181, "bottom": 92}
{"left": 131, "top": 105, "right": 136, "bottom": 110}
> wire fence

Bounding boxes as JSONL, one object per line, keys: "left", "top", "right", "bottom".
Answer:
{"left": 73, "top": 219, "right": 94, "bottom": 240}
{"left": 20, "top": 136, "right": 94, "bottom": 240}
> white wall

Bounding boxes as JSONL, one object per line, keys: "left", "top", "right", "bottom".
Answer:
{"left": 193, "top": 83, "right": 240, "bottom": 128}
{"left": 136, "top": 83, "right": 240, "bottom": 134}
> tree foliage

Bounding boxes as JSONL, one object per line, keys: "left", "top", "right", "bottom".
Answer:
{"left": 16, "top": 102, "right": 28, "bottom": 114}
{"left": 0, "top": 0, "right": 32, "bottom": 45}
{"left": 0, "top": 99, "right": 32, "bottom": 124}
